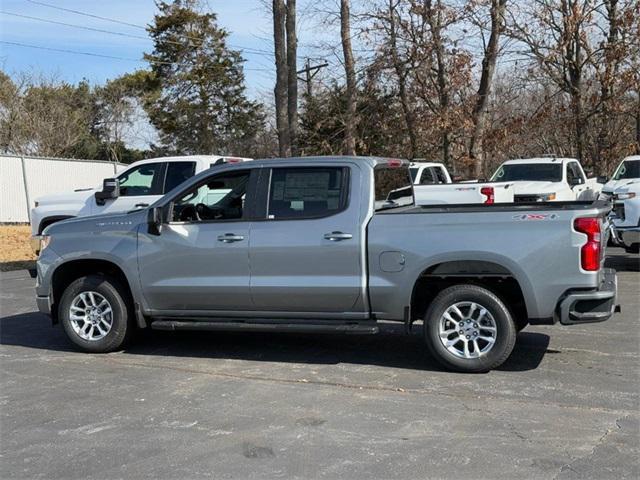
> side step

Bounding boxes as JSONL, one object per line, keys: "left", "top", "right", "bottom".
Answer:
{"left": 150, "top": 319, "right": 379, "bottom": 335}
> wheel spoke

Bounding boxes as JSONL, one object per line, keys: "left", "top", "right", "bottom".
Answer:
{"left": 451, "top": 305, "right": 464, "bottom": 319}
{"left": 442, "top": 311, "right": 459, "bottom": 326}
{"left": 462, "top": 339, "right": 471, "bottom": 358}
{"left": 88, "top": 292, "right": 97, "bottom": 307}
{"left": 439, "top": 329, "right": 457, "bottom": 337}
{"left": 479, "top": 335, "right": 495, "bottom": 343}
{"left": 101, "top": 307, "right": 112, "bottom": 317}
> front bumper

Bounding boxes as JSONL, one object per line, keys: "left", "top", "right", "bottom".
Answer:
{"left": 557, "top": 268, "right": 618, "bottom": 325}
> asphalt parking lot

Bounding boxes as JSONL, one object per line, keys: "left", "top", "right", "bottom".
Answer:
{"left": 1, "top": 248, "right": 638, "bottom": 479}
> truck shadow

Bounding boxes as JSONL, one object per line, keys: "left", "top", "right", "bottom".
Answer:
{"left": 1, "top": 311, "right": 550, "bottom": 373}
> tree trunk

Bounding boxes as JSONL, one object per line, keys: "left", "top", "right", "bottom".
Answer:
{"left": 341, "top": 0, "right": 357, "bottom": 155}
{"left": 273, "top": 0, "right": 290, "bottom": 156}
{"left": 286, "top": 0, "right": 298, "bottom": 156}
{"left": 427, "top": 0, "right": 451, "bottom": 167}
{"left": 388, "top": 0, "right": 417, "bottom": 159}
{"left": 469, "top": 0, "right": 507, "bottom": 178}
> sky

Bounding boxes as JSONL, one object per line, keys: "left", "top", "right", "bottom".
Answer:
{"left": 0, "top": 0, "right": 333, "bottom": 101}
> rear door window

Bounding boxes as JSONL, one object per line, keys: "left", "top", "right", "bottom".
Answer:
{"left": 267, "top": 167, "right": 348, "bottom": 219}
{"left": 164, "top": 162, "right": 196, "bottom": 193}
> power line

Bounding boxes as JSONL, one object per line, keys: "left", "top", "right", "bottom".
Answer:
{"left": 0, "top": 40, "right": 273, "bottom": 71}
{"left": 24, "top": 0, "right": 276, "bottom": 57}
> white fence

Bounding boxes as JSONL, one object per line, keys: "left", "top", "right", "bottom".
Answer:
{"left": 0, "top": 155, "right": 123, "bottom": 223}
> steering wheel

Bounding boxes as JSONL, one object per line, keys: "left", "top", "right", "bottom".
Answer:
{"left": 196, "top": 203, "right": 225, "bottom": 220}
{"left": 179, "top": 204, "right": 200, "bottom": 222}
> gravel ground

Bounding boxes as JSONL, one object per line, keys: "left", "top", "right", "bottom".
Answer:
{"left": 0, "top": 248, "right": 638, "bottom": 479}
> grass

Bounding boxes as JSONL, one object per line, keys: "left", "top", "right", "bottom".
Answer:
{"left": 0, "top": 225, "right": 36, "bottom": 272}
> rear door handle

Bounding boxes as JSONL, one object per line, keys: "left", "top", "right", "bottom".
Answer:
{"left": 217, "top": 233, "right": 245, "bottom": 243}
{"left": 324, "top": 231, "right": 353, "bottom": 241}
{"left": 135, "top": 203, "right": 149, "bottom": 208}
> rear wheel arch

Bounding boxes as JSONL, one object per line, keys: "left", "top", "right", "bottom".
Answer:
{"left": 50, "top": 259, "right": 134, "bottom": 324}
{"left": 409, "top": 260, "right": 529, "bottom": 329}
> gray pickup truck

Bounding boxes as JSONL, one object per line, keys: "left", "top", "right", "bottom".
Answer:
{"left": 35, "top": 157, "right": 618, "bottom": 372}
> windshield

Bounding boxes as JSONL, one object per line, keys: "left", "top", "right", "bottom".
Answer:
{"left": 612, "top": 160, "right": 640, "bottom": 180}
{"left": 491, "top": 163, "right": 563, "bottom": 182}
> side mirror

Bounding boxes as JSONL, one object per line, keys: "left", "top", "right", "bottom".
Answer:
{"left": 147, "top": 206, "right": 163, "bottom": 236}
{"left": 569, "top": 177, "right": 583, "bottom": 186}
{"left": 147, "top": 207, "right": 163, "bottom": 235}
{"left": 95, "top": 178, "right": 120, "bottom": 206}
{"left": 597, "top": 175, "right": 609, "bottom": 184}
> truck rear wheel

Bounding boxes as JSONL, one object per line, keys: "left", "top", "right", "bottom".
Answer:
{"left": 423, "top": 284, "right": 517, "bottom": 373}
{"left": 58, "top": 275, "right": 133, "bottom": 353}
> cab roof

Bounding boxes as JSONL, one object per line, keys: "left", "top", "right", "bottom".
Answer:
{"left": 248, "top": 156, "right": 410, "bottom": 168}
{"left": 502, "top": 157, "right": 578, "bottom": 165}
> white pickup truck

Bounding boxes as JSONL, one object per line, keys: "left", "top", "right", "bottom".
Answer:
{"left": 30, "top": 155, "right": 250, "bottom": 251}
{"left": 409, "top": 161, "right": 514, "bottom": 205}
{"left": 490, "top": 157, "right": 602, "bottom": 203}
{"left": 601, "top": 155, "right": 640, "bottom": 197}
{"left": 601, "top": 156, "right": 640, "bottom": 253}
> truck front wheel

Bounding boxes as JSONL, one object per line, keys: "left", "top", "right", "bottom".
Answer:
{"left": 58, "top": 275, "right": 134, "bottom": 353}
{"left": 423, "top": 284, "right": 517, "bottom": 372}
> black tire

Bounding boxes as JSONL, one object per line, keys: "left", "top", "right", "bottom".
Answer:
{"left": 515, "top": 318, "right": 528, "bottom": 332}
{"left": 423, "top": 284, "right": 517, "bottom": 373}
{"left": 58, "top": 275, "right": 134, "bottom": 353}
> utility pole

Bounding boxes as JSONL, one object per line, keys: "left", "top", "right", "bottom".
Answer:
{"left": 297, "top": 59, "right": 328, "bottom": 98}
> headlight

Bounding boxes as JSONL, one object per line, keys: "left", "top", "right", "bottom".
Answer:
{"left": 614, "top": 192, "right": 636, "bottom": 200}
{"left": 40, "top": 235, "right": 51, "bottom": 252}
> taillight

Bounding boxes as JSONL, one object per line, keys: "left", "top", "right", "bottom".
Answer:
{"left": 387, "top": 159, "right": 403, "bottom": 168}
{"left": 574, "top": 217, "right": 601, "bottom": 271}
{"left": 481, "top": 187, "right": 495, "bottom": 204}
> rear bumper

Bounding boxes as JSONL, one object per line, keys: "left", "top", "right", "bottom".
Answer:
{"left": 557, "top": 268, "right": 618, "bottom": 325}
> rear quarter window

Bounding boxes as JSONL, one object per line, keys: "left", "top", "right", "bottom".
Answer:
{"left": 374, "top": 166, "right": 414, "bottom": 211}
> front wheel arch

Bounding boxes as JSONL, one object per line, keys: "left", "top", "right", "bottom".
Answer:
{"left": 51, "top": 259, "right": 134, "bottom": 324}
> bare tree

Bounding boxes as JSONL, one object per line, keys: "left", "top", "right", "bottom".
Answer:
{"left": 341, "top": 0, "right": 358, "bottom": 155}
{"left": 387, "top": 0, "right": 417, "bottom": 158}
{"left": 273, "top": 0, "right": 290, "bottom": 156}
{"left": 286, "top": 0, "right": 299, "bottom": 156}
{"left": 469, "top": 0, "right": 508, "bottom": 177}
{"left": 508, "top": 0, "right": 598, "bottom": 163}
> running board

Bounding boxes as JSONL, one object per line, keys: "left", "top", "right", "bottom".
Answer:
{"left": 150, "top": 319, "right": 379, "bottom": 335}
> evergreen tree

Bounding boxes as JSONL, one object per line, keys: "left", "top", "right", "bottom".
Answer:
{"left": 144, "top": 0, "right": 265, "bottom": 155}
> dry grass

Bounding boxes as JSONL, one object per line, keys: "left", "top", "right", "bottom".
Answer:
{"left": 0, "top": 225, "right": 36, "bottom": 271}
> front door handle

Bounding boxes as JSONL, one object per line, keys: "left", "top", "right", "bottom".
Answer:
{"left": 135, "top": 203, "right": 149, "bottom": 208}
{"left": 217, "top": 233, "right": 245, "bottom": 243}
{"left": 324, "top": 231, "right": 353, "bottom": 241}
